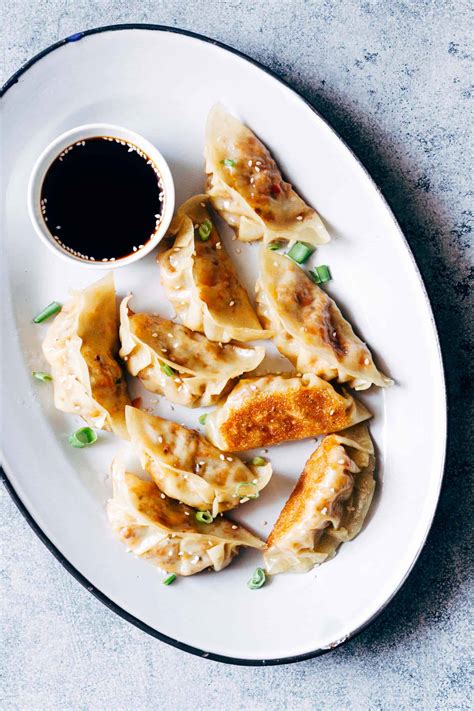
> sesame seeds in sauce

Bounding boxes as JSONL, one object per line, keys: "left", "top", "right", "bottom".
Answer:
{"left": 40, "top": 137, "right": 164, "bottom": 261}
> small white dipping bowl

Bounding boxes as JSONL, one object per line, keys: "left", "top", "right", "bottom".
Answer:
{"left": 28, "top": 123, "right": 175, "bottom": 269}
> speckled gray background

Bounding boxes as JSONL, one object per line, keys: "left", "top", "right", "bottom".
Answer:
{"left": 1, "top": 1, "right": 473, "bottom": 709}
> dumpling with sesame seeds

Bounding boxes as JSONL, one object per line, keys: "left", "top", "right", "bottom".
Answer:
{"left": 264, "top": 423, "right": 375, "bottom": 575}
{"left": 125, "top": 406, "right": 272, "bottom": 517}
{"left": 256, "top": 249, "right": 393, "bottom": 390}
{"left": 107, "top": 455, "right": 264, "bottom": 577}
{"left": 42, "top": 273, "right": 130, "bottom": 438}
{"left": 119, "top": 295, "right": 265, "bottom": 407}
{"left": 205, "top": 104, "right": 330, "bottom": 246}
{"left": 158, "top": 194, "right": 272, "bottom": 343}
{"left": 205, "top": 372, "right": 371, "bottom": 451}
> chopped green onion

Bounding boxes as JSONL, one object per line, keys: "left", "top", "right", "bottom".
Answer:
{"left": 163, "top": 574, "right": 177, "bottom": 585}
{"left": 315, "top": 264, "right": 332, "bottom": 283}
{"left": 250, "top": 456, "right": 266, "bottom": 467}
{"left": 32, "top": 371, "right": 53, "bottom": 382}
{"left": 220, "top": 158, "right": 236, "bottom": 168}
{"left": 235, "top": 482, "right": 259, "bottom": 500}
{"left": 198, "top": 413, "right": 208, "bottom": 425}
{"left": 198, "top": 219, "right": 213, "bottom": 241}
{"left": 160, "top": 363, "right": 175, "bottom": 377}
{"left": 287, "top": 242, "right": 315, "bottom": 264}
{"left": 68, "top": 427, "right": 97, "bottom": 448}
{"left": 247, "top": 567, "right": 266, "bottom": 590}
{"left": 33, "top": 301, "right": 62, "bottom": 323}
{"left": 309, "top": 270, "right": 322, "bottom": 284}
{"left": 196, "top": 511, "right": 213, "bottom": 524}
{"left": 267, "top": 242, "right": 281, "bottom": 251}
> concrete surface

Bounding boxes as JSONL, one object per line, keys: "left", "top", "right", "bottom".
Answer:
{"left": 1, "top": 1, "right": 472, "bottom": 709}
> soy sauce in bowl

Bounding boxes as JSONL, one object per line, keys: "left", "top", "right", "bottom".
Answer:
{"left": 40, "top": 137, "right": 165, "bottom": 262}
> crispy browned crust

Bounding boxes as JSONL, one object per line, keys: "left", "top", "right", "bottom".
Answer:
{"left": 219, "top": 388, "right": 349, "bottom": 451}
{"left": 267, "top": 436, "right": 340, "bottom": 546}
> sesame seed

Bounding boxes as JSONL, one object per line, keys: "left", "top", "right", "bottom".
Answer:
{"left": 161, "top": 348, "right": 168, "bottom": 353}
{"left": 337, "top": 458, "right": 346, "bottom": 465}
{"left": 321, "top": 507, "right": 328, "bottom": 515}
{"left": 160, "top": 493, "right": 166, "bottom": 499}
{"left": 296, "top": 215, "right": 303, "bottom": 221}
{"left": 215, "top": 242, "right": 222, "bottom": 249}
{"left": 226, "top": 456, "right": 233, "bottom": 462}
{"left": 250, "top": 385, "right": 257, "bottom": 391}
{"left": 329, "top": 409, "right": 335, "bottom": 415}
{"left": 235, "top": 248, "right": 241, "bottom": 254}
{"left": 364, "top": 358, "right": 370, "bottom": 365}
{"left": 158, "top": 436, "right": 163, "bottom": 443}
{"left": 219, "top": 454, "right": 225, "bottom": 461}
{"left": 178, "top": 551, "right": 184, "bottom": 556}
{"left": 184, "top": 511, "right": 189, "bottom": 516}
{"left": 168, "top": 550, "right": 173, "bottom": 556}
{"left": 231, "top": 525, "right": 238, "bottom": 530}
{"left": 152, "top": 332, "right": 158, "bottom": 337}
{"left": 229, "top": 300, "right": 235, "bottom": 306}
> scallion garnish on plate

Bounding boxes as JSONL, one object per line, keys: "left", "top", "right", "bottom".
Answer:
{"left": 287, "top": 241, "right": 314, "bottom": 264}
{"left": 32, "top": 371, "right": 53, "bottom": 382}
{"left": 33, "top": 301, "right": 62, "bottom": 324}
{"left": 250, "top": 456, "right": 266, "bottom": 466}
{"left": 160, "top": 363, "right": 176, "bottom": 377}
{"left": 196, "top": 511, "right": 213, "bottom": 524}
{"left": 247, "top": 567, "right": 266, "bottom": 590}
{"left": 267, "top": 242, "right": 281, "bottom": 251}
{"left": 234, "top": 482, "right": 259, "bottom": 500}
{"left": 163, "top": 574, "right": 177, "bottom": 585}
{"left": 220, "top": 158, "right": 236, "bottom": 168}
{"left": 68, "top": 427, "right": 97, "bottom": 448}
{"left": 198, "top": 219, "right": 213, "bottom": 241}
{"left": 198, "top": 413, "right": 208, "bottom": 425}
{"left": 309, "top": 264, "right": 332, "bottom": 284}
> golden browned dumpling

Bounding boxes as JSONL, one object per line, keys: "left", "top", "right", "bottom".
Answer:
{"left": 256, "top": 249, "right": 393, "bottom": 390}
{"left": 158, "top": 194, "right": 271, "bottom": 343}
{"left": 42, "top": 273, "right": 130, "bottom": 438}
{"left": 205, "top": 373, "right": 371, "bottom": 451}
{"left": 107, "top": 457, "right": 264, "bottom": 576}
{"left": 119, "top": 296, "right": 265, "bottom": 407}
{"left": 205, "top": 105, "right": 330, "bottom": 245}
{"left": 264, "top": 424, "right": 375, "bottom": 574}
{"left": 126, "top": 406, "right": 272, "bottom": 516}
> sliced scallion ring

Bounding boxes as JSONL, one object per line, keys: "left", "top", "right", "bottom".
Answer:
{"left": 309, "top": 270, "right": 322, "bottom": 284}
{"left": 250, "top": 456, "right": 266, "bottom": 466}
{"left": 220, "top": 158, "right": 236, "bottom": 168}
{"left": 196, "top": 511, "right": 213, "bottom": 524}
{"left": 234, "top": 481, "right": 259, "bottom": 500}
{"left": 160, "top": 363, "right": 176, "bottom": 377}
{"left": 33, "top": 301, "right": 62, "bottom": 323}
{"left": 247, "top": 567, "right": 266, "bottom": 590}
{"left": 32, "top": 371, "right": 53, "bottom": 382}
{"left": 314, "top": 264, "right": 331, "bottom": 283}
{"left": 163, "top": 574, "right": 177, "bottom": 585}
{"left": 68, "top": 427, "right": 97, "bottom": 448}
{"left": 287, "top": 241, "right": 315, "bottom": 264}
{"left": 267, "top": 242, "right": 281, "bottom": 251}
{"left": 198, "top": 219, "right": 213, "bottom": 241}
{"left": 198, "top": 413, "right": 208, "bottom": 425}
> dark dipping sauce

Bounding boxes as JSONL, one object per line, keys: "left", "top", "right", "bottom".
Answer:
{"left": 40, "top": 137, "right": 164, "bottom": 261}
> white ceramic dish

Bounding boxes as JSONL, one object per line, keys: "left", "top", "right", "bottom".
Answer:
{"left": 0, "top": 26, "right": 446, "bottom": 665}
{"left": 28, "top": 122, "right": 175, "bottom": 268}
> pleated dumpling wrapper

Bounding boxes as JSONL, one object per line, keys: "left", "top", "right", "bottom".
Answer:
{"left": 205, "top": 104, "right": 330, "bottom": 246}
{"left": 256, "top": 249, "right": 393, "bottom": 390}
{"left": 125, "top": 406, "right": 272, "bottom": 517}
{"left": 264, "top": 424, "right": 375, "bottom": 574}
{"left": 107, "top": 457, "right": 264, "bottom": 576}
{"left": 119, "top": 296, "right": 265, "bottom": 407}
{"left": 158, "top": 194, "right": 271, "bottom": 343}
{"left": 205, "top": 372, "right": 371, "bottom": 451}
{"left": 42, "top": 273, "right": 130, "bottom": 438}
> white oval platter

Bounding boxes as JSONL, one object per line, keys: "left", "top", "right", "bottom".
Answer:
{"left": 0, "top": 26, "right": 446, "bottom": 664}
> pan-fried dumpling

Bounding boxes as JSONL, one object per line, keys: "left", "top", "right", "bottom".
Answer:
{"left": 42, "top": 273, "right": 130, "bottom": 438}
{"left": 158, "top": 195, "right": 271, "bottom": 343}
{"left": 205, "top": 105, "right": 330, "bottom": 246}
{"left": 205, "top": 372, "right": 371, "bottom": 451}
{"left": 264, "top": 424, "right": 375, "bottom": 574}
{"left": 119, "top": 296, "right": 264, "bottom": 407}
{"left": 126, "top": 406, "right": 272, "bottom": 516}
{"left": 256, "top": 250, "right": 393, "bottom": 390}
{"left": 107, "top": 458, "right": 264, "bottom": 576}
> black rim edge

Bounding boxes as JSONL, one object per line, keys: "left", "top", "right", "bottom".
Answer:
{"left": 1, "top": 23, "right": 448, "bottom": 666}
